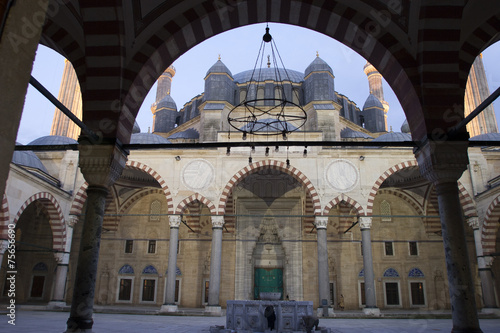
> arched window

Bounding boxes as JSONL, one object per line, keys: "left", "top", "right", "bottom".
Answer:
{"left": 141, "top": 265, "right": 158, "bottom": 302}
{"left": 30, "top": 262, "right": 48, "bottom": 298}
{"left": 257, "top": 87, "right": 265, "bottom": 105}
{"left": 408, "top": 268, "right": 426, "bottom": 306}
{"left": 380, "top": 200, "right": 391, "bottom": 222}
{"left": 149, "top": 200, "right": 161, "bottom": 221}
{"left": 383, "top": 268, "right": 401, "bottom": 307}
{"left": 117, "top": 265, "right": 134, "bottom": 302}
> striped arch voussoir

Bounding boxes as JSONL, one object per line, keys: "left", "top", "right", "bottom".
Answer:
{"left": 217, "top": 160, "right": 321, "bottom": 215}
{"left": 175, "top": 193, "right": 216, "bottom": 215}
{"left": 126, "top": 161, "right": 174, "bottom": 214}
{"left": 323, "top": 194, "right": 365, "bottom": 216}
{"left": 366, "top": 160, "right": 418, "bottom": 215}
{"left": 457, "top": 181, "right": 477, "bottom": 218}
{"left": 12, "top": 192, "right": 66, "bottom": 252}
{"left": 376, "top": 189, "right": 424, "bottom": 216}
{"left": 119, "top": 189, "right": 165, "bottom": 215}
{"left": 482, "top": 195, "right": 500, "bottom": 255}
{"left": 0, "top": 194, "right": 9, "bottom": 239}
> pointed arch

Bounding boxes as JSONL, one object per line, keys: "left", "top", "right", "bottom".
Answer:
{"left": 482, "top": 194, "right": 500, "bottom": 255}
{"left": 376, "top": 189, "right": 424, "bottom": 216}
{"left": 0, "top": 194, "right": 10, "bottom": 239}
{"left": 175, "top": 193, "right": 216, "bottom": 215}
{"left": 457, "top": 181, "right": 477, "bottom": 218}
{"left": 119, "top": 189, "right": 165, "bottom": 215}
{"left": 366, "top": 160, "right": 418, "bottom": 215}
{"left": 218, "top": 159, "right": 321, "bottom": 215}
{"left": 12, "top": 192, "right": 66, "bottom": 252}
{"left": 323, "top": 194, "right": 365, "bottom": 216}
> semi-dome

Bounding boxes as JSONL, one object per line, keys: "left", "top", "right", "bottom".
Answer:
{"left": 11, "top": 144, "right": 48, "bottom": 172}
{"left": 340, "top": 127, "right": 373, "bottom": 139}
{"left": 469, "top": 133, "right": 500, "bottom": 141}
{"left": 304, "top": 56, "right": 333, "bottom": 77}
{"left": 363, "top": 94, "right": 384, "bottom": 110}
{"left": 155, "top": 94, "right": 177, "bottom": 111}
{"left": 372, "top": 132, "right": 412, "bottom": 142}
{"left": 233, "top": 67, "right": 304, "bottom": 84}
{"left": 206, "top": 59, "right": 233, "bottom": 78}
{"left": 168, "top": 128, "right": 200, "bottom": 140}
{"left": 130, "top": 133, "right": 171, "bottom": 144}
{"left": 28, "top": 135, "right": 78, "bottom": 145}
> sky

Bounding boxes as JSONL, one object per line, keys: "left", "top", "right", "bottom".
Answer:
{"left": 16, "top": 23, "right": 500, "bottom": 144}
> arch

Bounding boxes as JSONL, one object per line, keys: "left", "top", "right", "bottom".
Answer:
{"left": 33, "top": 262, "right": 49, "bottom": 272}
{"left": 218, "top": 159, "right": 321, "bottom": 215}
{"left": 457, "top": 181, "right": 477, "bottom": 218}
{"left": 482, "top": 194, "right": 500, "bottom": 255}
{"left": 142, "top": 265, "right": 158, "bottom": 275}
{"left": 383, "top": 268, "right": 400, "bottom": 278}
{"left": 0, "top": 194, "right": 10, "bottom": 239}
{"left": 366, "top": 160, "right": 418, "bottom": 215}
{"left": 323, "top": 194, "right": 365, "bottom": 216}
{"left": 118, "top": 264, "right": 135, "bottom": 274}
{"left": 376, "top": 189, "right": 424, "bottom": 217}
{"left": 12, "top": 192, "right": 66, "bottom": 252}
{"left": 408, "top": 268, "right": 425, "bottom": 278}
{"left": 175, "top": 193, "right": 217, "bottom": 215}
{"left": 69, "top": 182, "right": 88, "bottom": 217}
{"left": 119, "top": 189, "right": 165, "bottom": 215}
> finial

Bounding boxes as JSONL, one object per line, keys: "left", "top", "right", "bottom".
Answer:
{"left": 390, "top": 126, "right": 393, "bottom": 132}
{"left": 316, "top": 51, "right": 319, "bottom": 57}
{"left": 218, "top": 54, "right": 221, "bottom": 61}
{"left": 267, "top": 55, "right": 271, "bottom": 68}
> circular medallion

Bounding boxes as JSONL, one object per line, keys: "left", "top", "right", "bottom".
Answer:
{"left": 325, "top": 159, "right": 359, "bottom": 192}
{"left": 182, "top": 159, "right": 214, "bottom": 190}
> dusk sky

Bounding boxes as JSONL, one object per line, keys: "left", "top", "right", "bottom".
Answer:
{"left": 16, "top": 23, "right": 500, "bottom": 144}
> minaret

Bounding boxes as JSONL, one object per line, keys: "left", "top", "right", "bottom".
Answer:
{"left": 465, "top": 54, "right": 499, "bottom": 136}
{"left": 363, "top": 62, "right": 389, "bottom": 131}
{"left": 50, "top": 59, "right": 82, "bottom": 140}
{"left": 151, "top": 66, "right": 178, "bottom": 133}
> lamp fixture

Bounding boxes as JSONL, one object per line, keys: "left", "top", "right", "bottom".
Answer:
{"left": 175, "top": 156, "right": 181, "bottom": 161}
{"left": 227, "top": 25, "right": 307, "bottom": 138}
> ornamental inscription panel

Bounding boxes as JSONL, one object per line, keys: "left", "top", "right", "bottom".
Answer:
{"left": 325, "top": 159, "right": 359, "bottom": 192}
{"left": 182, "top": 159, "right": 214, "bottom": 190}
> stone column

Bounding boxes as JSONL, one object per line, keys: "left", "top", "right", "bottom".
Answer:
{"left": 66, "top": 143, "right": 127, "bottom": 333}
{"left": 359, "top": 216, "right": 380, "bottom": 316}
{"left": 468, "top": 217, "right": 498, "bottom": 311}
{"left": 206, "top": 215, "right": 224, "bottom": 314}
{"left": 160, "top": 215, "right": 181, "bottom": 313}
{"left": 49, "top": 252, "right": 70, "bottom": 307}
{"left": 315, "top": 216, "right": 333, "bottom": 316}
{"left": 415, "top": 140, "right": 482, "bottom": 333}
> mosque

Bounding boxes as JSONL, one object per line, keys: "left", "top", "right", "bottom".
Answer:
{"left": 2, "top": 51, "right": 500, "bottom": 317}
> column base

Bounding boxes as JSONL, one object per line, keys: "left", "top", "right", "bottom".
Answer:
{"left": 47, "top": 301, "right": 67, "bottom": 309}
{"left": 362, "top": 307, "right": 381, "bottom": 316}
{"left": 205, "top": 305, "right": 222, "bottom": 315}
{"left": 316, "top": 307, "right": 334, "bottom": 317}
{"left": 481, "top": 307, "right": 500, "bottom": 316}
{"left": 159, "top": 304, "right": 178, "bottom": 313}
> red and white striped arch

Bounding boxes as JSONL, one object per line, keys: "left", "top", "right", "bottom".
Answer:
{"left": 0, "top": 194, "right": 9, "bottom": 240}
{"left": 323, "top": 194, "right": 365, "bottom": 216}
{"left": 217, "top": 159, "right": 321, "bottom": 215}
{"left": 376, "top": 189, "right": 424, "bottom": 217}
{"left": 12, "top": 192, "right": 66, "bottom": 252}
{"left": 119, "top": 188, "right": 165, "bottom": 215}
{"left": 69, "top": 161, "right": 175, "bottom": 219}
{"left": 175, "top": 193, "right": 217, "bottom": 215}
{"left": 366, "top": 161, "right": 419, "bottom": 215}
{"left": 482, "top": 195, "right": 500, "bottom": 255}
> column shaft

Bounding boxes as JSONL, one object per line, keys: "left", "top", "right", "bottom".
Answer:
{"left": 208, "top": 226, "right": 223, "bottom": 306}
{"left": 361, "top": 226, "right": 376, "bottom": 308}
{"left": 435, "top": 182, "right": 481, "bottom": 332}
{"left": 67, "top": 186, "right": 108, "bottom": 331}
{"left": 165, "top": 226, "right": 179, "bottom": 304}
{"left": 472, "top": 225, "right": 497, "bottom": 308}
{"left": 317, "top": 227, "right": 330, "bottom": 306}
{"left": 52, "top": 263, "right": 69, "bottom": 302}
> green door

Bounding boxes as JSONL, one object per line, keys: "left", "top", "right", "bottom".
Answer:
{"left": 254, "top": 268, "right": 283, "bottom": 299}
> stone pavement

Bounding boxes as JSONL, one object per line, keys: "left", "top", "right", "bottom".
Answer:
{"left": 1, "top": 310, "right": 500, "bottom": 333}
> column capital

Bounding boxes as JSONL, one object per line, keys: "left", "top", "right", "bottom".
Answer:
{"left": 211, "top": 215, "right": 225, "bottom": 228}
{"left": 414, "top": 139, "right": 469, "bottom": 184}
{"left": 54, "top": 252, "right": 70, "bottom": 264}
{"left": 78, "top": 141, "right": 128, "bottom": 188}
{"left": 484, "top": 256, "right": 494, "bottom": 268}
{"left": 67, "top": 215, "right": 79, "bottom": 228}
{"left": 359, "top": 216, "right": 372, "bottom": 229}
{"left": 0, "top": 239, "right": 8, "bottom": 254}
{"left": 467, "top": 216, "right": 481, "bottom": 229}
{"left": 169, "top": 215, "right": 181, "bottom": 228}
{"left": 314, "top": 216, "right": 329, "bottom": 229}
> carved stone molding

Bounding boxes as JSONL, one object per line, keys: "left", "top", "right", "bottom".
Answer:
{"left": 484, "top": 256, "right": 494, "bottom": 267}
{"left": 359, "top": 216, "right": 372, "bottom": 229}
{"left": 53, "top": 252, "right": 70, "bottom": 264}
{"left": 466, "top": 216, "right": 480, "bottom": 229}
{"left": 78, "top": 142, "right": 128, "bottom": 188}
{"left": 67, "top": 215, "right": 79, "bottom": 228}
{"left": 314, "top": 216, "right": 328, "bottom": 229}
{"left": 414, "top": 140, "right": 469, "bottom": 184}
{"left": 169, "top": 215, "right": 181, "bottom": 228}
{"left": 211, "top": 215, "right": 225, "bottom": 228}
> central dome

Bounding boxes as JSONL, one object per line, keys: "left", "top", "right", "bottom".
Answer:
{"left": 233, "top": 68, "right": 304, "bottom": 84}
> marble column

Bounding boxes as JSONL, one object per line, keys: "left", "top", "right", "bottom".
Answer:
{"left": 359, "top": 216, "right": 380, "bottom": 316}
{"left": 66, "top": 143, "right": 127, "bottom": 333}
{"left": 206, "top": 215, "right": 224, "bottom": 314}
{"left": 468, "top": 217, "right": 498, "bottom": 310}
{"left": 0, "top": 239, "right": 8, "bottom": 274}
{"left": 49, "top": 252, "right": 70, "bottom": 307}
{"left": 160, "top": 215, "right": 181, "bottom": 313}
{"left": 416, "top": 140, "right": 482, "bottom": 333}
{"left": 315, "top": 216, "right": 332, "bottom": 316}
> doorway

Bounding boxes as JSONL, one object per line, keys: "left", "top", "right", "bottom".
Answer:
{"left": 254, "top": 267, "right": 283, "bottom": 299}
